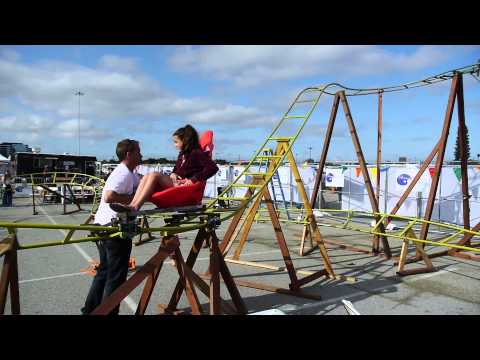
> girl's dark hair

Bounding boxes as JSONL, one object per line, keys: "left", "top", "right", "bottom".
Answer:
{"left": 173, "top": 124, "right": 200, "bottom": 153}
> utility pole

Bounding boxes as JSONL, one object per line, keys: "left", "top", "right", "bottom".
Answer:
{"left": 75, "top": 91, "right": 84, "bottom": 155}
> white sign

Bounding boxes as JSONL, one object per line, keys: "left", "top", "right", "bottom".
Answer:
{"left": 324, "top": 168, "right": 344, "bottom": 188}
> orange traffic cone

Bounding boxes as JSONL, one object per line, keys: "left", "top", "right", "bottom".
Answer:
{"left": 80, "top": 259, "right": 100, "bottom": 276}
{"left": 128, "top": 257, "right": 136, "bottom": 271}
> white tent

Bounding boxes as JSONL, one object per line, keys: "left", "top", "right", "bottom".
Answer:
{"left": 0, "top": 154, "right": 10, "bottom": 174}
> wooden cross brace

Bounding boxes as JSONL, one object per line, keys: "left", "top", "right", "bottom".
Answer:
{"left": 91, "top": 226, "right": 246, "bottom": 315}
{"left": 0, "top": 234, "right": 20, "bottom": 315}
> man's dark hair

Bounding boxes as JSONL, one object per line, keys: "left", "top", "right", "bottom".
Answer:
{"left": 116, "top": 139, "right": 139, "bottom": 161}
{"left": 173, "top": 124, "right": 200, "bottom": 153}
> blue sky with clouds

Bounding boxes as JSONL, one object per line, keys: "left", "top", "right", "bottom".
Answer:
{"left": 1, "top": 45, "right": 479, "bottom": 162}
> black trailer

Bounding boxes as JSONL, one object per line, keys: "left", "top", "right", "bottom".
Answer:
{"left": 13, "top": 152, "right": 97, "bottom": 176}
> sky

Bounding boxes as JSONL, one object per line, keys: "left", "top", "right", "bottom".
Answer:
{"left": 1, "top": 45, "right": 479, "bottom": 162}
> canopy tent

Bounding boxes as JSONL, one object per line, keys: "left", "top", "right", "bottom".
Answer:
{"left": 0, "top": 154, "right": 11, "bottom": 175}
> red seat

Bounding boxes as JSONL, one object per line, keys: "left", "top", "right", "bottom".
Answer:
{"left": 149, "top": 130, "right": 214, "bottom": 208}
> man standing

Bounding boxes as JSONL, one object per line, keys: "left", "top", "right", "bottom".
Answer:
{"left": 2, "top": 169, "right": 13, "bottom": 207}
{"left": 82, "top": 139, "right": 142, "bottom": 315}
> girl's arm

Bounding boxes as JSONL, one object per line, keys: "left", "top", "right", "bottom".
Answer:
{"left": 190, "top": 150, "right": 219, "bottom": 183}
{"left": 171, "top": 153, "right": 182, "bottom": 181}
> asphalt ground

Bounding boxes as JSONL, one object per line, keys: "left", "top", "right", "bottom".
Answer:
{"left": 1, "top": 196, "right": 479, "bottom": 315}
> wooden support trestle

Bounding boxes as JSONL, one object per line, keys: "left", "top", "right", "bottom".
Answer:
{"left": 0, "top": 233, "right": 20, "bottom": 315}
{"left": 91, "top": 224, "right": 246, "bottom": 315}
{"left": 216, "top": 139, "right": 339, "bottom": 298}
{"left": 396, "top": 228, "right": 435, "bottom": 276}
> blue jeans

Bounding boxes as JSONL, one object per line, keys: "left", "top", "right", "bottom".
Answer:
{"left": 82, "top": 236, "right": 133, "bottom": 315}
{"left": 2, "top": 191, "right": 12, "bottom": 206}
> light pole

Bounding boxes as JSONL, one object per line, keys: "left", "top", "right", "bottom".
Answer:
{"left": 75, "top": 91, "right": 84, "bottom": 155}
{"left": 308, "top": 146, "right": 312, "bottom": 162}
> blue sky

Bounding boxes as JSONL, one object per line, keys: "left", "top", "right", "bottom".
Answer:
{"left": 1, "top": 45, "right": 479, "bottom": 162}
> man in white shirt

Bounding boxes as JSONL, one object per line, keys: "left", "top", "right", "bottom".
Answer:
{"left": 82, "top": 139, "right": 142, "bottom": 315}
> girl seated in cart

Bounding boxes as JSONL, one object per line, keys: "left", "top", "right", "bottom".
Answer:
{"left": 111, "top": 124, "right": 218, "bottom": 212}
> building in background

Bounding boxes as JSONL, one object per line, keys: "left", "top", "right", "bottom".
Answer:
{"left": 13, "top": 152, "right": 97, "bottom": 176}
{"left": 0, "top": 142, "right": 33, "bottom": 158}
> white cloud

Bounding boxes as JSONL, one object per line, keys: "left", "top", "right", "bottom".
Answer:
{"left": 55, "top": 119, "right": 111, "bottom": 139}
{"left": 0, "top": 115, "right": 111, "bottom": 140}
{"left": 185, "top": 104, "right": 277, "bottom": 126}
{"left": 98, "top": 55, "right": 139, "bottom": 73}
{"left": 1, "top": 114, "right": 54, "bottom": 132}
{"left": 167, "top": 45, "right": 471, "bottom": 87}
{"left": 0, "top": 54, "right": 277, "bottom": 128}
{"left": 0, "top": 52, "right": 285, "bottom": 158}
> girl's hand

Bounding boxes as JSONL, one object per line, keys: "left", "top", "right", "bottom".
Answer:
{"left": 183, "top": 179, "right": 194, "bottom": 186}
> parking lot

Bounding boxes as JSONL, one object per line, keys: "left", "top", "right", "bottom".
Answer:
{"left": 1, "top": 197, "right": 479, "bottom": 315}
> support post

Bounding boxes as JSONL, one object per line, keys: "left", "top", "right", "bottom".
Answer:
{"left": 419, "top": 74, "right": 459, "bottom": 242}
{"left": 0, "top": 234, "right": 20, "bottom": 315}
{"left": 339, "top": 91, "right": 391, "bottom": 257}
{"left": 374, "top": 90, "right": 383, "bottom": 251}
{"left": 455, "top": 74, "right": 471, "bottom": 233}
{"left": 301, "top": 94, "right": 340, "bottom": 250}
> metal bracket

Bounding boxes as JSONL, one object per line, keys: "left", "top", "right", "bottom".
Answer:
{"left": 207, "top": 213, "right": 221, "bottom": 229}
{"left": 112, "top": 212, "right": 140, "bottom": 239}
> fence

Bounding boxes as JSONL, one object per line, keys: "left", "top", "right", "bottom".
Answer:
{"left": 134, "top": 163, "right": 480, "bottom": 226}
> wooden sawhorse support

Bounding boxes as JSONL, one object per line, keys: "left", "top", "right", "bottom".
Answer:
{"left": 0, "top": 233, "right": 20, "bottom": 315}
{"left": 395, "top": 228, "right": 435, "bottom": 276}
{"left": 217, "top": 173, "right": 342, "bottom": 300}
{"left": 158, "top": 227, "right": 246, "bottom": 315}
{"left": 91, "top": 226, "right": 246, "bottom": 315}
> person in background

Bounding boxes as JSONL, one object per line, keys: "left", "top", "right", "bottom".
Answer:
{"left": 2, "top": 169, "right": 13, "bottom": 207}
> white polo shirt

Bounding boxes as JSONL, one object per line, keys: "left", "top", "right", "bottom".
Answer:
{"left": 94, "top": 163, "right": 140, "bottom": 225}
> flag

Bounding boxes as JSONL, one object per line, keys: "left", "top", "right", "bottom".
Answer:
{"left": 355, "top": 167, "right": 361, "bottom": 177}
{"left": 453, "top": 167, "right": 462, "bottom": 182}
{"left": 475, "top": 165, "right": 480, "bottom": 173}
{"left": 428, "top": 167, "right": 435, "bottom": 178}
{"left": 370, "top": 168, "right": 378, "bottom": 184}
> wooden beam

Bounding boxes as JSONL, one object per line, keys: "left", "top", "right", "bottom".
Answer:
{"left": 166, "top": 228, "right": 208, "bottom": 310}
{"left": 419, "top": 74, "right": 459, "bottom": 242}
{"left": 232, "top": 180, "right": 264, "bottom": 260}
{"left": 262, "top": 184, "right": 299, "bottom": 286}
{"left": 310, "top": 94, "right": 341, "bottom": 208}
{"left": 134, "top": 239, "right": 171, "bottom": 315}
{"left": 339, "top": 91, "right": 391, "bottom": 257}
{"left": 91, "top": 245, "right": 174, "bottom": 315}
{"left": 374, "top": 90, "right": 383, "bottom": 252}
{"left": 456, "top": 74, "right": 471, "bottom": 233}
{"left": 389, "top": 142, "right": 439, "bottom": 217}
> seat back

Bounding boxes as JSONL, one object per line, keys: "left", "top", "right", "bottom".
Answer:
{"left": 196, "top": 130, "right": 214, "bottom": 190}
{"left": 199, "top": 130, "right": 214, "bottom": 158}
